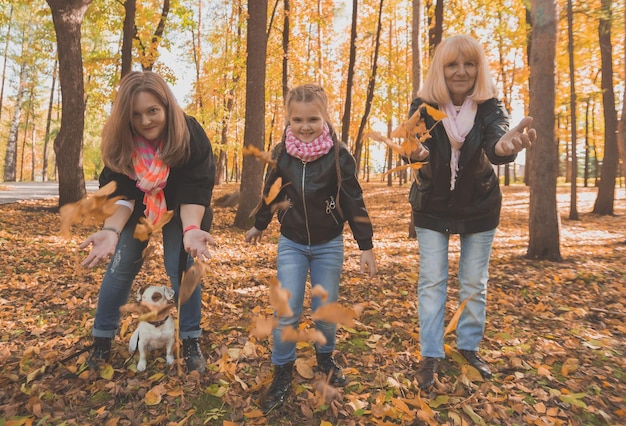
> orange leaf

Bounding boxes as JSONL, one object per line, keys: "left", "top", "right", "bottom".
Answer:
{"left": 264, "top": 177, "right": 286, "bottom": 205}
{"left": 242, "top": 145, "right": 276, "bottom": 167}
{"left": 268, "top": 277, "right": 293, "bottom": 317}
{"left": 311, "top": 284, "right": 329, "bottom": 302}
{"left": 444, "top": 294, "right": 474, "bottom": 336}
{"left": 179, "top": 261, "right": 209, "bottom": 305}
{"left": 422, "top": 104, "right": 447, "bottom": 121}
{"left": 249, "top": 315, "right": 278, "bottom": 339}
{"left": 383, "top": 162, "right": 425, "bottom": 177}
{"left": 311, "top": 302, "right": 359, "bottom": 327}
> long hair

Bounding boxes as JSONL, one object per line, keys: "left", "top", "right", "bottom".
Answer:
{"left": 419, "top": 35, "right": 498, "bottom": 106}
{"left": 101, "top": 71, "right": 190, "bottom": 175}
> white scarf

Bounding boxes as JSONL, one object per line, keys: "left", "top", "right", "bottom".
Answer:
{"left": 441, "top": 99, "right": 477, "bottom": 190}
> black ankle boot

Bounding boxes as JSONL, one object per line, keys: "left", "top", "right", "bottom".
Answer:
{"left": 261, "top": 362, "right": 293, "bottom": 414}
{"left": 88, "top": 337, "right": 112, "bottom": 366}
{"left": 182, "top": 338, "right": 206, "bottom": 373}
{"left": 416, "top": 357, "right": 441, "bottom": 390}
{"left": 315, "top": 351, "right": 347, "bottom": 386}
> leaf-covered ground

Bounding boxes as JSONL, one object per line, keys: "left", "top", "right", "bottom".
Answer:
{"left": 0, "top": 181, "right": 624, "bottom": 425}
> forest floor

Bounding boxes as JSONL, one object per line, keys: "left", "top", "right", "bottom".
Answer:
{"left": 0, "top": 181, "right": 624, "bottom": 425}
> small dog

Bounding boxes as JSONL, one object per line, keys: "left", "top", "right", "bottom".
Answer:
{"left": 128, "top": 285, "right": 176, "bottom": 372}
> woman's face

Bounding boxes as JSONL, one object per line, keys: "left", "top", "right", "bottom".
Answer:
{"left": 288, "top": 101, "right": 325, "bottom": 143}
{"left": 131, "top": 91, "right": 166, "bottom": 142}
{"left": 444, "top": 52, "right": 477, "bottom": 105}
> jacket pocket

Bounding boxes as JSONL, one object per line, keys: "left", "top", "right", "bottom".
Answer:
{"left": 325, "top": 195, "right": 343, "bottom": 225}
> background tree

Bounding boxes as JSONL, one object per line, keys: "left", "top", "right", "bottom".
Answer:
{"left": 47, "top": 0, "right": 92, "bottom": 206}
{"left": 567, "top": 0, "right": 578, "bottom": 220}
{"left": 234, "top": 0, "right": 268, "bottom": 228}
{"left": 341, "top": 0, "right": 358, "bottom": 145}
{"left": 593, "top": 0, "right": 619, "bottom": 215}
{"left": 527, "top": 0, "right": 561, "bottom": 261}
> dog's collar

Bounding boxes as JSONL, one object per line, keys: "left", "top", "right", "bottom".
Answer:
{"left": 148, "top": 315, "right": 170, "bottom": 328}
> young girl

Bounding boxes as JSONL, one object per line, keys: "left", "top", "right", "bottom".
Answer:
{"left": 80, "top": 71, "right": 216, "bottom": 373}
{"left": 245, "top": 83, "right": 377, "bottom": 413}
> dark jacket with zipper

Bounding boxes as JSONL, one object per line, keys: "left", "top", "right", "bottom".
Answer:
{"left": 408, "top": 97, "right": 515, "bottom": 234}
{"left": 254, "top": 133, "right": 373, "bottom": 251}
{"left": 99, "top": 114, "right": 216, "bottom": 230}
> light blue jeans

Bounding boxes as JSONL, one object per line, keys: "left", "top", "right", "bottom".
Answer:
{"left": 271, "top": 234, "right": 344, "bottom": 366}
{"left": 416, "top": 227, "right": 496, "bottom": 358}
{"left": 92, "top": 219, "right": 202, "bottom": 339}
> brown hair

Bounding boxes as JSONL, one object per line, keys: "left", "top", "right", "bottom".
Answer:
{"left": 101, "top": 71, "right": 190, "bottom": 175}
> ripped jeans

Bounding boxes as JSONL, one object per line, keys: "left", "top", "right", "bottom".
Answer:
{"left": 92, "top": 219, "right": 201, "bottom": 339}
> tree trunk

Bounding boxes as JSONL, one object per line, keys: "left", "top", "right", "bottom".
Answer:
{"left": 593, "top": 0, "right": 619, "bottom": 215}
{"left": 353, "top": 0, "right": 383, "bottom": 172}
{"left": 527, "top": 0, "right": 562, "bottom": 261}
{"left": 3, "top": 54, "right": 27, "bottom": 182}
{"left": 567, "top": 0, "right": 579, "bottom": 220}
{"left": 411, "top": 0, "right": 422, "bottom": 98}
{"left": 234, "top": 0, "right": 268, "bottom": 228}
{"left": 620, "top": 0, "right": 626, "bottom": 179}
{"left": 121, "top": 0, "right": 136, "bottom": 78}
{"left": 42, "top": 60, "right": 57, "bottom": 182}
{"left": 46, "top": 0, "right": 91, "bottom": 206}
{"left": 282, "top": 0, "right": 290, "bottom": 100}
{"left": 0, "top": 4, "right": 12, "bottom": 123}
{"left": 341, "top": 0, "right": 357, "bottom": 145}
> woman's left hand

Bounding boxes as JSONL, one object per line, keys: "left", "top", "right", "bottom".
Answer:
{"left": 183, "top": 229, "right": 216, "bottom": 261}
{"left": 360, "top": 249, "right": 377, "bottom": 278}
{"left": 495, "top": 116, "right": 537, "bottom": 156}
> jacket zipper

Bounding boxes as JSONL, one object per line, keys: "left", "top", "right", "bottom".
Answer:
{"left": 301, "top": 161, "right": 311, "bottom": 244}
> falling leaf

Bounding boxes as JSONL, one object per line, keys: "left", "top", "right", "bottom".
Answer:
{"left": 179, "top": 260, "right": 209, "bottom": 304}
{"left": 268, "top": 277, "right": 293, "bottom": 317}
{"left": 242, "top": 145, "right": 276, "bottom": 167}
{"left": 249, "top": 315, "right": 278, "bottom": 339}
{"left": 133, "top": 211, "right": 174, "bottom": 242}
{"left": 294, "top": 358, "right": 315, "bottom": 379}
{"left": 280, "top": 326, "right": 327, "bottom": 345}
{"left": 311, "top": 284, "right": 328, "bottom": 302}
{"left": 383, "top": 162, "right": 425, "bottom": 176}
{"left": 444, "top": 294, "right": 474, "bottom": 336}
{"left": 422, "top": 104, "right": 447, "bottom": 121}
{"left": 264, "top": 177, "right": 287, "bottom": 205}
{"left": 311, "top": 302, "right": 359, "bottom": 327}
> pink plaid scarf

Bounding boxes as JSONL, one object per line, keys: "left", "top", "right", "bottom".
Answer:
{"left": 285, "top": 122, "right": 334, "bottom": 162}
{"left": 130, "top": 136, "right": 170, "bottom": 224}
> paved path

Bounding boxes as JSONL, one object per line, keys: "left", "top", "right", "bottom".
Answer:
{"left": 0, "top": 181, "right": 99, "bottom": 205}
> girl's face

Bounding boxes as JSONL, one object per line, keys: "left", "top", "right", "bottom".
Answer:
{"left": 288, "top": 101, "right": 325, "bottom": 143}
{"left": 131, "top": 91, "right": 166, "bottom": 142}
{"left": 444, "top": 52, "right": 477, "bottom": 105}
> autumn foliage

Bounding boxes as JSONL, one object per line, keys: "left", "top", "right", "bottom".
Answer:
{"left": 0, "top": 182, "right": 625, "bottom": 425}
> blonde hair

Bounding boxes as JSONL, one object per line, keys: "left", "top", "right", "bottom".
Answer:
{"left": 101, "top": 71, "right": 190, "bottom": 175}
{"left": 284, "top": 83, "right": 331, "bottom": 125}
{"left": 419, "top": 34, "right": 498, "bottom": 105}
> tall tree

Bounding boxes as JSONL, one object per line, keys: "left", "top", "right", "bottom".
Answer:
{"left": 341, "top": 0, "right": 357, "bottom": 145}
{"left": 282, "top": 0, "right": 289, "bottom": 100}
{"left": 3, "top": 47, "right": 27, "bottom": 182}
{"left": 593, "top": 0, "right": 619, "bottom": 215}
{"left": 42, "top": 59, "right": 57, "bottom": 182}
{"left": 46, "top": 0, "right": 91, "bottom": 206}
{"left": 353, "top": 0, "right": 384, "bottom": 172}
{"left": 411, "top": 0, "right": 422, "bottom": 98}
{"left": 567, "top": 0, "right": 578, "bottom": 220}
{"left": 234, "top": 0, "right": 268, "bottom": 228}
{"left": 0, "top": 3, "right": 13, "bottom": 123}
{"left": 620, "top": 0, "right": 626, "bottom": 179}
{"left": 136, "top": 0, "right": 170, "bottom": 71}
{"left": 527, "top": 0, "right": 561, "bottom": 261}
{"left": 120, "top": 0, "right": 136, "bottom": 77}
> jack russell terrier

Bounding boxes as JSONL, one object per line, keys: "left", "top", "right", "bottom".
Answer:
{"left": 128, "top": 285, "right": 176, "bottom": 372}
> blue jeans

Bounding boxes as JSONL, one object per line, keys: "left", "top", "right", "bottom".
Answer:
{"left": 416, "top": 227, "right": 495, "bottom": 358}
{"left": 92, "top": 219, "right": 202, "bottom": 339}
{"left": 271, "top": 234, "right": 344, "bottom": 366}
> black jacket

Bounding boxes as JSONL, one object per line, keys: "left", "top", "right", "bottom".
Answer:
{"left": 99, "top": 115, "right": 216, "bottom": 230}
{"left": 408, "top": 97, "right": 515, "bottom": 234}
{"left": 254, "top": 135, "right": 373, "bottom": 250}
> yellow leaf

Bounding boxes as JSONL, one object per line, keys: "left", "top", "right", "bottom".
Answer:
{"left": 444, "top": 294, "right": 474, "bottom": 336}
{"left": 264, "top": 177, "right": 285, "bottom": 205}
{"left": 242, "top": 145, "right": 276, "bottom": 167}
{"left": 423, "top": 104, "right": 447, "bottom": 121}
{"left": 243, "top": 410, "right": 265, "bottom": 418}
{"left": 144, "top": 388, "right": 162, "bottom": 406}
{"left": 100, "top": 364, "right": 114, "bottom": 380}
{"left": 383, "top": 162, "right": 425, "bottom": 177}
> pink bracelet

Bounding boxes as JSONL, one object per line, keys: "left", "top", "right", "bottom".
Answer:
{"left": 183, "top": 225, "right": 200, "bottom": 235}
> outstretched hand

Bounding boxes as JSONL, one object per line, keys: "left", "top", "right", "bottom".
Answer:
{"left": 360, "top": 249, "right": 377, "bottom": 278}
{"left": 244, "top": 226, "right": 264, "bottom": 244}
{"left": 183, "top": 229, "right": 216, "bottom": 262}
{"left": 80, "top": 230, "right": 119, "bottom": 268}
{"left": 495, "top": 116, "right": 536, "bottom": 156}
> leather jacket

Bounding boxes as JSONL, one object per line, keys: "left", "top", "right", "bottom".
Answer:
{"left": 408, "top": 97, "right": 515, "bottom": 234}
{"left": 254, "top": 136, "right": 373, "bottom": 250}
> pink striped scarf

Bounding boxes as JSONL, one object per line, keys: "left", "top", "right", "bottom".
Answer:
{"left": 130, "top": 136, "right": 170, "bottom": 224}
{"left": 285, "top": 122, "right": 334, "bottom": 162}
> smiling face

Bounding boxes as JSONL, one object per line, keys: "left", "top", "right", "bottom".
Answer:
{"left": 444, "top": 52, "right": 477, "bottom": 105}
{"left": 288, "top": 101, "right": 325, "bottom": 143}
{"left": 131, "top": 91, "right": 167, "bottom": 142}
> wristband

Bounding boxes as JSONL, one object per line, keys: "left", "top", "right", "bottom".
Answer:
{"left": 183, "top": 225, "right": 200, "bottom": 235}
{"left": 102, "top": 226, "right": 121, "bottom": 237}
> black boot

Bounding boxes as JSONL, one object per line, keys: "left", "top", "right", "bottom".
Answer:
{"left": 458, "top": 349, "right": 492, "bottom": 379}
{"left": 261, "top": 362, "right": 293, "bottom": 414}
{"left": 182, "top": 338, "right": 206, "bottom": 373}
{"left": 88, "top": 337, "right": 112, "bottom": 366}
{"left": 315, "top": 351, "right": 347, "bottom": 386}
{"left": 416, "top": 357, "right": 441, "bottom": 390}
